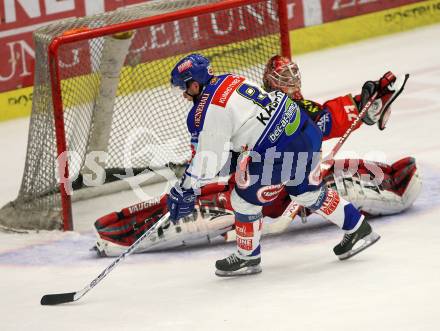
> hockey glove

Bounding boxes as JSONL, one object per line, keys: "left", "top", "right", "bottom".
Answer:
{"left": 355, "top": 71, "right": 408, "bottom": 129}
{"left": 167, "top": 185, "right": 196, "bottom": 223}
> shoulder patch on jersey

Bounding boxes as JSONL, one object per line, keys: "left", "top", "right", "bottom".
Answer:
{"left": 209, "top": 77, "right": 220, "bottom": 85}
{"left": 211, "top": 75, "right": 245, "bottom": 108}
{"left": 316, "top": 111, "right": 332, "bottom": 136}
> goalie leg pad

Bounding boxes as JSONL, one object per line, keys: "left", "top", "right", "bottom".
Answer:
{"left": 329, "top": 157, "right": 421, "bottom": 216}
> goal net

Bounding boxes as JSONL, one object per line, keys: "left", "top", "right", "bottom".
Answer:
{"left": 0, "top": 0, "right": 290, "bottom": 231}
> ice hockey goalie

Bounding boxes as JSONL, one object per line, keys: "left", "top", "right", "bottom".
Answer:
{"left": 94, "top": 156, "right": 421, "bottom": 256}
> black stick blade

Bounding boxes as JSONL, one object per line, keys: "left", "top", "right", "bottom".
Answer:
{"left": 41, "top": 292, "right": 76, "bottom": 305}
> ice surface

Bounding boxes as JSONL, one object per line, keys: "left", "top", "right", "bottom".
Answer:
{"left": 1, "top": 24, "right": 440, "bottom": 331}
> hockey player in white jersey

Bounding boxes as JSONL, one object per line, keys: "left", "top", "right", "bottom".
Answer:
{"left": 167, "top": 54, "right": 408, "bottom": 277}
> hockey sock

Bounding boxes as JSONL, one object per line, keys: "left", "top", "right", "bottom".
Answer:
{"left": 313, "top": 189, "right": 364, "bottom": 232}
{"left": 234, "top": 212, "right": 263, "bottom": 259}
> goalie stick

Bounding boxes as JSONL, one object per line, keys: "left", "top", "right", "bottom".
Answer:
{"left": 40, "top": 213, "right": 170, "bottom": 305}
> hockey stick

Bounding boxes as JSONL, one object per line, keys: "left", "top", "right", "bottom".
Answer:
{"left": 40, "top": 212, "right": 170, "bottom": 305}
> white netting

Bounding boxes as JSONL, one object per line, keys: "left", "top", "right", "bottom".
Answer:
{"left": 0, "top": 0, "right": 283, "bottom": 230}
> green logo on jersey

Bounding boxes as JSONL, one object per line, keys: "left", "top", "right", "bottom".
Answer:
{"left": 285, "top": 100, "right": 301, "bottom": 136}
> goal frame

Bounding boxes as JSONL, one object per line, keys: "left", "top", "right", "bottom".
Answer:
{"left": 48, "top": 0, "right": 291, "bottom": 231}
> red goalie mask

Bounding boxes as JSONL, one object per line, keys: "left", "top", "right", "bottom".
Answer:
{"left": 263, "top": 55, "right": 303, "bottom": 100}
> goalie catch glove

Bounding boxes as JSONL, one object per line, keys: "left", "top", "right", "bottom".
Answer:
{"left": 356, "top": 72, "right": 409, "bottom": 130}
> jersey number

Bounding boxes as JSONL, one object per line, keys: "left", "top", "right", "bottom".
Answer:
{"left": 237, "top": 83, "right": 271, "bottom": 109}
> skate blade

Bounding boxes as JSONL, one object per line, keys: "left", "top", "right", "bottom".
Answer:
{"left": 215, "top": 265, "right": 262, "bottom": 277}
{"left": 337, "top": 232, "right": 381, "bottom": 261}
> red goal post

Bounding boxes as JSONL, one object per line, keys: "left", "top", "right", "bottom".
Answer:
{"left": 0, "top": 0, "right": 291, "bottom": 231}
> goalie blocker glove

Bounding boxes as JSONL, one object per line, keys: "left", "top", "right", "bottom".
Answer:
{"left": 356, "top": 72, "right": 409, "bottom": 130}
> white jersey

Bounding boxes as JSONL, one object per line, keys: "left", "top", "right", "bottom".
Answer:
{"left": 181, "top": 73, "right": 307, "bottom": 189}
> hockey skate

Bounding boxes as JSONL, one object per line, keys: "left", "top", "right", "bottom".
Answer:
{"left": 215, "top": 253, "right": 262, "bottom": 277}
{"left": 333, "top": 220, "right": 380, "bottom": 261}
{"left": 360, "top": 72, "right": 410, "bottom": 130}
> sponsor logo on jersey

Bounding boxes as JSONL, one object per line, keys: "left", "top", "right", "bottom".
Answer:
{"left": 285, "top": 104, "right": 301, "bottom": 136}
{"left": 320, "top": 189, "right": 340, "bottom": 215}
{"left": 212, "top": 75, "right": 245, "bottom": 107}
{"left": 257, "top": 183, "right": 284, "bottom": 203}
{"left": 256, "top": 90, "right": 284, "bottom": 126}
{"left": 177, "top": 60, "right": 192, "bottom": 73}
{"left": 268, "top": 98, "right": 300, "bottom": 142}
{"left": 194, "top": 93, "right": 210, "bottom": 127}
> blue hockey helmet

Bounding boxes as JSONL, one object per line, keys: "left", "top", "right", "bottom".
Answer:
{"left": 170, "top": 54, "right": 214, "bottom": 90}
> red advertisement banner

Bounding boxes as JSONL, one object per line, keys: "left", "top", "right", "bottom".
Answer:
{"left": 0, "top": 0, "right": 84, "bottom": 32}
{"left": 0, "top": 0, "right": 87, "bottom": 92}
{"left": 104, "top": 0, "right": 305, "bottom": 29}
{"left": 0, "top": 0, "right": 427, "bottom": 94}
{"left": 321, "top": 0, "right": 422, "bottom": 22}
{"left": 286, "top": 0, "right": 306, "bottom": 29}
{"left": 104, "top": 0, "right": 153, "bottom": 11}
